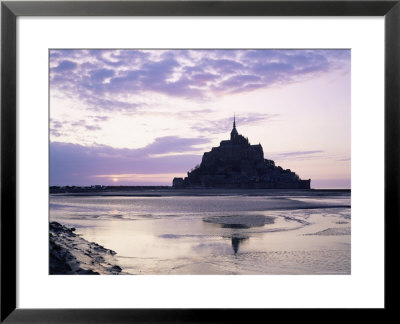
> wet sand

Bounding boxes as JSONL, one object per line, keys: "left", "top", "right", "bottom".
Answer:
{"left": 50, "top": 189, "right": 351, "bottom": 275}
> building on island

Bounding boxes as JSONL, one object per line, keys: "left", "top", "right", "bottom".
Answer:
{"left": 173, "top": 116, "right": 311, "bottom": 189}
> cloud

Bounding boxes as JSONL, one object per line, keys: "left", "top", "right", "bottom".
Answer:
{"left": 85, "top": 125, "right": 101, "bottom": 131}
{"left": 276, "top": 150, "right": 324, "bottom": 157}
{"left": 140, "top": 136, "right": 209, "bottom": 155}
{"left": 88, "top": 115, "right": 109, "bottom": 122}
{"left": 268, "top": 150, "right": 325, "bottom": 161}
{"left": 50, "top": 49, "right": 350, "bottom": 112}
{"left": 52, "top": 60, "right": 77, "bottom": 72}
{"left": 190, "top": 72, "right": 219, "bottom": 83}
{"left": 68, "top": 119, "right": 102, "bottom": 131}
{"left": 89, "top": 68, "right": 115, "bottom": 82}
{"left": 50, "top": 137, "right": 209, "bottom": 185}
{"left": 217, "top": 74, "right": 262, "bottom": 91}
{"left": 202, "top": 58, "right": 245, "bottom": 74}
{"left": 50, "top": 129, "right": 62, "bottom": 137}
{"left": 50, "top": 118, "right": 104, "bottom": 137}
{"left": 192, "top": 113, "right": 279, "bottom": 134}
{"left": 50, "top": 119, "right": 63, "bottom": 129}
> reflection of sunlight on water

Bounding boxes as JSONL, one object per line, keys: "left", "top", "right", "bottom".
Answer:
{"left": 291, "top": 197, "right": 351, "bottom": 206}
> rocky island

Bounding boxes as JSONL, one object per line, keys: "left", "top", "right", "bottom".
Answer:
{"left": 173, "top": 117, "right": 311, "bottom": 189}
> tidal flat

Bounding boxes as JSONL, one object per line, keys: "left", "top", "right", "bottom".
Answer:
{"left": 49, "top": 189, "right": 351, "bottom": 275}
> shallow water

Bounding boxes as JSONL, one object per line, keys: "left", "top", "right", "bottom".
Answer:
{"left": 50, "top": 190, "right": 351, "bottom": 275}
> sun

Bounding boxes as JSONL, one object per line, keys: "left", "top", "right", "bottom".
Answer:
{"left": 112, "top": 178, "right": 119, "bottom": 182}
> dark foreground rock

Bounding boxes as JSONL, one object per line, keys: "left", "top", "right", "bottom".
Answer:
{"left": 50, "top": 221, "right": 123, "bottom": 275}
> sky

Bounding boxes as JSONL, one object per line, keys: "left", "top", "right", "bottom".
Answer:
{"left": 49, "top": 49, "right": 351, "bottom": 188}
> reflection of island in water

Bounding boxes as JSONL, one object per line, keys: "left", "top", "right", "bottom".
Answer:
{"left": 230, "top": 235, "right": 249, "bottom": 254}
{"left": 204, "top": 214, "right": 272, "bottom": 254}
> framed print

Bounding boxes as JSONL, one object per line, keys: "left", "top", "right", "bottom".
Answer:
{"left": 1, "top": 0, "right": 399, "bottom": 322}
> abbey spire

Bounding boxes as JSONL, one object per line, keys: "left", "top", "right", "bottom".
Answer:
{"left": 230, "top": 114, "right": 239, "bottom": 140}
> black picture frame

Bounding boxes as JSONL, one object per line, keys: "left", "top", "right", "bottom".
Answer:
{"left": 1, "top": 0, "right": 399, "bottom": 322}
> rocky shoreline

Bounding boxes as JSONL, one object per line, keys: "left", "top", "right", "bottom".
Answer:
{"left": 50, "top": 222, "right": 123, "bottom": 275}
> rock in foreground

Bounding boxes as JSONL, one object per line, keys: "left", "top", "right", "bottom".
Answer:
{"left": 50, "top": 221, "right": 123, "bottom": 275}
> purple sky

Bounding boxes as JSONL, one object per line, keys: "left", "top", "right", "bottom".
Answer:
{"left": 50, "top": 49, "right": 351, "bottom": 188}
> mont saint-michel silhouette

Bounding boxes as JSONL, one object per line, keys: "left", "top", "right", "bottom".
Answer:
{"left": 173, "top": 116, "right": 311, "bottom": 189}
